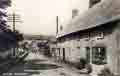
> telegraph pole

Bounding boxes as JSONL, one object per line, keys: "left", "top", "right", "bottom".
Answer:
{"left": 13, "top": 12, "right": 15, "bottom": 32}
{"left": 8, "top": 11, "right": 22, "bottom": 57}
{"left": 8, "top": 12, "right": 22, "bottom": 31}
{"left": 56, "top": 16, "right": 58, "bottom": 35}
{"left": 56, "top": 16, "right": 61, "bottom": 62}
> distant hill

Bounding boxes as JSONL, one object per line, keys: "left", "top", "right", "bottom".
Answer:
{"left": 23, "top": 34, "right": 56, "bottom": 40}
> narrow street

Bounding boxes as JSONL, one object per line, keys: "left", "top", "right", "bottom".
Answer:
{"left": 2, "top": 53, "right": 89, "bottom": 76}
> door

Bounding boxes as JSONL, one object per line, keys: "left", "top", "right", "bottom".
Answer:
{"left": 117, "top": 51, "right": 120, "bottom": 75}
{"left": 63, "top": 48, "right": 65, "bottom": 61}
{"left": 86, "top": 47, "right": 90, "bottom": 63}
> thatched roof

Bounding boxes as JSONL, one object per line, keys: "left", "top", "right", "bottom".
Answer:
{"left": 57, "top": 0, "right": 120, "bottom": 38}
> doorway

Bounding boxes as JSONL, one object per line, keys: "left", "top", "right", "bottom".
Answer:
{"left": 63, "top": 48, "right": 65, "bottom": 61}
{"left": 86, "top": 47, "right": 90, "bottom": 63}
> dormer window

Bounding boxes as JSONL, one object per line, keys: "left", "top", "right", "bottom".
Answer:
{"left": 96, "top": 32, "right": 104, "bottom": 40}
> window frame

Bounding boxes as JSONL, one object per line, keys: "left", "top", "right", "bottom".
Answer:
{"left": 92, "top": 47, "right": 107, "bottom": 65}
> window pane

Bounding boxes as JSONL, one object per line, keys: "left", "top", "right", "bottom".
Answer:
{"left": 92, "top": 47, "right": 107, "bottom": 65}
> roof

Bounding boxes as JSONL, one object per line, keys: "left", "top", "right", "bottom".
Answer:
{"left": 57, "top": 0, "right": 120, "bottom": 38}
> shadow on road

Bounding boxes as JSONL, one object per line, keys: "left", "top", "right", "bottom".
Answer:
{"left": 24, "top": 58, "right": 62, "bottom": 70}
{"left": 26, "top": 59, "right": 48, "bottom": 63}
{"left": 24, "top": 63, "right": 62, "bottom": 70}
{"left": 3, "top": 58, "right": 62, "bottom": 76}
{"left": 24, "top": 71, "right": 40, "bottom": 76}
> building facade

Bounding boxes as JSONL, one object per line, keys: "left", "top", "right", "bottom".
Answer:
{"left": 55, "top": 0, "right": 120, "bottom": 75}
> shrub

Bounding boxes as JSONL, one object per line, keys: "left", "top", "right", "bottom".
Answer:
{"left": 77, "top": 58, "right": 87, "bottom": 69}
{"left": 98, "top": 67, "right": 114, "bottom": 76}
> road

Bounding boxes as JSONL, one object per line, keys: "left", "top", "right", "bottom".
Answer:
{"left": 2, "top": 53, "right": 90, "bottom": 76}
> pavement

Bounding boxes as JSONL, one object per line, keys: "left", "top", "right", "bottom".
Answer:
{"left": 0, "top": 52, "right": 29, "bottom": 75}
{"left": 2, "top": 53, "right": 91, "bottom": 76}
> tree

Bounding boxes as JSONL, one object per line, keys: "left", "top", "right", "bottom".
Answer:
{"left": 14, "top": 30, "right": 24, "bottom": 42}
{"left": 0, "top": 0, "right": 11, "bottom": 29}
{"left": 0, "top": 0, "right": 11, "bottom": 8}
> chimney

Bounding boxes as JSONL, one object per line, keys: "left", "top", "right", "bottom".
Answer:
{"left": 72, "top": 9, "right": 78, "bottom": 19}
{"left": 89, "top": 0, "right": 101, "bottom": 8}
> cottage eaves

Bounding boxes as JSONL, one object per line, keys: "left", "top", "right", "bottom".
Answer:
{"left": 57, "top": 0, "right": 120, "bottom": 38}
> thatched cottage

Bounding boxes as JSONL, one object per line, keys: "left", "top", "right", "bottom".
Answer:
{"left": 55, "top": 0, "right": 120, "bottom": 75}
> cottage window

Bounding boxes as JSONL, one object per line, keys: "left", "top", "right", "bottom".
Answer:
{"left": 92, "top": 47, "right": 107, "bottom": 65}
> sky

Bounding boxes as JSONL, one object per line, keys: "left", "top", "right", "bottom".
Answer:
{"left": 7, "top": 0, "right": 89, "bottom": 35}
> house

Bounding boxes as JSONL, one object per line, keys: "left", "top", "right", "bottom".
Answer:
{"left": 56, "top": 0, "right": 120, "bottom": 75}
